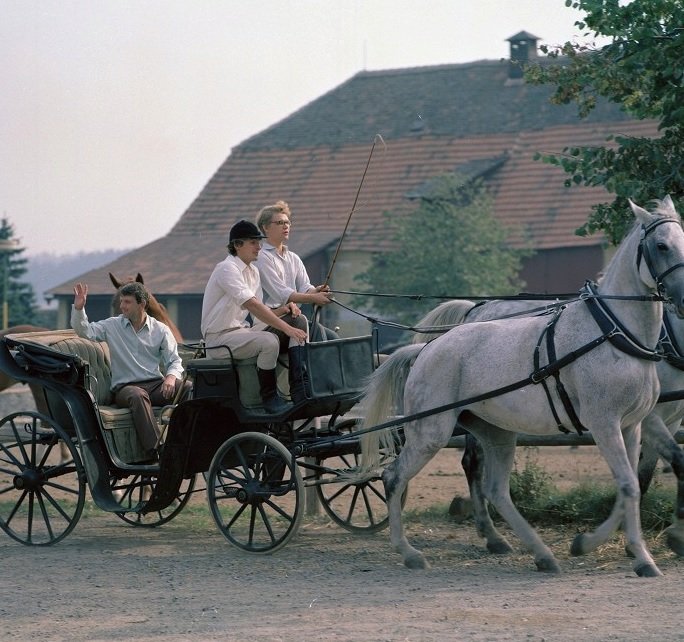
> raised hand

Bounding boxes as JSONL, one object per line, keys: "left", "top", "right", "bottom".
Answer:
{"left": 73, "top": 282, "right": 88, "bottom": 311}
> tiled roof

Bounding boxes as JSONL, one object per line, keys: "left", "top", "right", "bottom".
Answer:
{"left": 48, "top": 58, "right": 659, "bottom": 297}
{"left": 239, "top": 61, "right": 634, "bottom": 149}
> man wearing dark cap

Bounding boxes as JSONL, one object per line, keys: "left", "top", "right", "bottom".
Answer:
{"left": 200, "top": 219, "right": 308, "bottom": 414}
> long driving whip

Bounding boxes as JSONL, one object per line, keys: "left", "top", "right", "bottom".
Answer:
{"left": 323, "top": 133, "right": 386, "bottom": 286}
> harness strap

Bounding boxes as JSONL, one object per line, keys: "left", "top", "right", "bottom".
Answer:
{"left": 582, "top": 281, "right": 661, "bottom": 362}
{"left": 660, "top": 313, "right": 684, "bottom": 370}
{"left": 542, "top": 307, "right": 589, "bottom": 435}
{"left": 658, "top": 390, "right": 684, "bottom": 403}
{"left": 533, "top": 311, "right": 569, "bottom": 433}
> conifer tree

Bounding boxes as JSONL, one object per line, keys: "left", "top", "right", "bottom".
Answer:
{"left": 0, "top": 218, "right": 39, "bottom": 327}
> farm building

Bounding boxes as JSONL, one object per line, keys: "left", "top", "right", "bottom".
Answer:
{"left": 47, "top": 31, "right": 658, "bottom": 342}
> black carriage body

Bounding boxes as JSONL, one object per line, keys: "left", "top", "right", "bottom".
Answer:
{"left": 0, "top": 333, "right": 374, "bottom": 512}
{"left": 187, "top": 335, "right": 373, "bottom": 420}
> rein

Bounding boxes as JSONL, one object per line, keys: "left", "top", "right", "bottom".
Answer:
{"left": 330, "top": 291, "right": 663, "bottom": 336}
{"left": 301, "top": 327, "right": 619, "bottom": 450}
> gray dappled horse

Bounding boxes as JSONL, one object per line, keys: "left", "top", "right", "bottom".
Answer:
{"left": 357, "top": 197, "right": 684, "bottom": 577}
{"left": 416, "top": 278, "right": 684, "bottom": 560}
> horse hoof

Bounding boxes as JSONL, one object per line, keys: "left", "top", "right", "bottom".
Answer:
{"left": 570, "top": 533, "right": 588, "bottom": 557}
{"left": 535, "top": 557, "right": 561, "bottom": 573}
{"left": 448, "top": 496, "right": 473, "bottom": 522}
{"left": 665, "top": 528, "right": 684, "bottom": 557}
{"left": 404, "top": 554, "right": 430, "bottom": 570}
{"left": 634, "top": 562, "right": 663, "bottom": 578}
{"left": 486, "top": 540, "right": 513, "bottom": 555}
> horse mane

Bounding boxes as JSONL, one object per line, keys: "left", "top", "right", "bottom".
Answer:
{"left": 650, "top": 195, "right": 678, "bottom": 219}
{"left": 109, "top": 272, "right": 183, "bottom": 342}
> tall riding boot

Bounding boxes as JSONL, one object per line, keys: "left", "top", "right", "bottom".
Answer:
{"left": 288, "top": 346, "right": 310, "bottom": 404}
{"left": 257, "top": 368, "right": 290, "bottom": 414}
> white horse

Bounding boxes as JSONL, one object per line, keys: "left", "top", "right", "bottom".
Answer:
{"left": 415, "top": 270, "right": 684, "bottom": 559}
{"left": 358, "top": 197, "right": 684, "bottom": 576}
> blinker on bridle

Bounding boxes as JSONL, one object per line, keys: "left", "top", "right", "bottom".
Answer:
{"left": 637, "top": 217, "right": 684, "bottom": 299}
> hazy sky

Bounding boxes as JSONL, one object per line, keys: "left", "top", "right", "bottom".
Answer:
{"left": 2, "top": 0, "right": 598, "bottom": 256}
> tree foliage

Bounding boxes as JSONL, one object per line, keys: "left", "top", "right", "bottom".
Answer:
{"left": 354, "top": 175, "right": 531, "bottom": 324}
{"left": 525, "top": 0, "right": 684, "bottom": 244}
{"left": 0, "top": 218, "right": 39, "bottom": 327}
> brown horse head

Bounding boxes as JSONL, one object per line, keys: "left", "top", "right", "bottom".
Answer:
{"left": 109, "top": 272, "right": 183, "bottom": 342}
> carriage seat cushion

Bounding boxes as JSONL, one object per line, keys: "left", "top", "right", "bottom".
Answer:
{"left": 7, "top": 329, "right": 113, "bottom": 405}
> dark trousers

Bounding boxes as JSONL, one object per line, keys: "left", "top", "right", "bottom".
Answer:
{"left": 266, "top": 312, "right": 309, "bottom": 353}
{"left": 114, "top": 378, "right": 192, "bottom": 451}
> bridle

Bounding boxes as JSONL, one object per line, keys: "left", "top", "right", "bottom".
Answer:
{"left": 637, "top": 217, "right": 684, "bottom": 300}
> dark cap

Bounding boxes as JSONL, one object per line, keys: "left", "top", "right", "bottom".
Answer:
{"left": 228, "top": 220, "right": 266, "bottom": 244}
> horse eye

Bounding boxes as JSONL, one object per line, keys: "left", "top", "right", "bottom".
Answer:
{"left": 657, "top": 242, "right": 669, "bottom": 251}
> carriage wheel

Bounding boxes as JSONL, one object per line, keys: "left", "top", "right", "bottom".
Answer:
{"left": 207, "top": 431, "right": 303, "bottom": 553}
{"left": 111, "top": 473, "right": 197, "bottom": 527}
{"left": 315, "top": 419, "right": 407, "bottom": 533}
{"left": 0, "top": 411, "right": 86, "bottom": 546}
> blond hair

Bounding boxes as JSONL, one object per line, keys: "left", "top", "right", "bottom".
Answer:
{"left": 256, "top": 200, "right": 291, "bottom": 233}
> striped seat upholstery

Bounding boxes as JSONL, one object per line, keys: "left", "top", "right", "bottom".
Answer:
{"left": 7, "top": 329, "right": 147, "bottom": 461}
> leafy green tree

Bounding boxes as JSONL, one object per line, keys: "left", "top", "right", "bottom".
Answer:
{"left": 0, "top": 218, "right": 39, "bottom": 327}
{"left": 525, "top": 0, "right": 684, "bottom": 244}
{"left": 354, "top": 174, "right": 531, "bottom": 324}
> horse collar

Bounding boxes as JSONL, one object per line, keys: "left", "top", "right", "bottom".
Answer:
{"left": 582, "top": 282, "right": 661, "bottom": 362}
{"left": 659, "top": 313, "right": 684, "bottom": 370}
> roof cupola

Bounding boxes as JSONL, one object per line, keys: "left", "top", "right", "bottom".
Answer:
{"left": 506, "top": 30, "right": 540, "bottom": 80}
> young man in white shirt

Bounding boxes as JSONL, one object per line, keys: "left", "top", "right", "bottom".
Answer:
{"left": 255, "top": 201, "right": 340, "bottom": 402}
{"left": 71, "top": 280, "right": 189, "bottom": 460}
{"left": 201, "top": 220, "right": 308, "bottom": 413}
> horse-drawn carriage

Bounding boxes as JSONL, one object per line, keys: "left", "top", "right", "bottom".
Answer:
{"left": 4, "top": 197, "right": 684, "bottom": 579}
{"left": 0, "top": 327, "right": 395, "bottom": 553}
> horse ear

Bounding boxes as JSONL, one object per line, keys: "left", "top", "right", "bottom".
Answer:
{"left": 136, "top": 273, "right": 144, "bottom": 284}
{"left": 109, "top": 273, "right": 121, "bottom": 289}
{"left": 661, "top": 194, "right": 680, "bottom": 219}
{"left": 629, "top": 199, "right": 653, "bottom": 226}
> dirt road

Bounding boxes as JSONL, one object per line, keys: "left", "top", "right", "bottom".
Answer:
{"left": 1, "top": 385, "right": 683, "bottom": 642}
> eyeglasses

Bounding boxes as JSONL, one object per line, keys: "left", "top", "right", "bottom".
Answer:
{"left": 271, "top": 219, "right": 291, "bottom": 227}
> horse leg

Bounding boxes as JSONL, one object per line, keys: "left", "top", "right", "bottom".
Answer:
{"left": 639, "top": 414, "right": 684, "bottom": 556}
{"left": 383, "top": 420, "right": 454, "bottom": 570}
{"left": 472, "top": 425, "right": 561, "bottom": 573}
{"left": 571, "top": 420, "right": 649, "bottom": 558}
{"left": 461, "top": 431, "right": 513, "bottom": 554}
{"left": 591, "top": 422, "right": 662, "bottom": 577}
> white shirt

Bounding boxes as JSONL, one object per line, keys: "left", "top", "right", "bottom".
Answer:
{"left": 201, "top": 254, "right": 263, "bottom": 336}
{"left": 256, "top": 242, "right": 314, "bottom": 308}
{"left": 71, "top": 307, "right": 183, "bottom": 390}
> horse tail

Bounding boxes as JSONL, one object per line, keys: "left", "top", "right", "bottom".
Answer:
{"left": 350, "top": 343, "right": 425, "bottom": 481}
{"left": 412, "top": 300, "right": 476, "bottom": 343}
